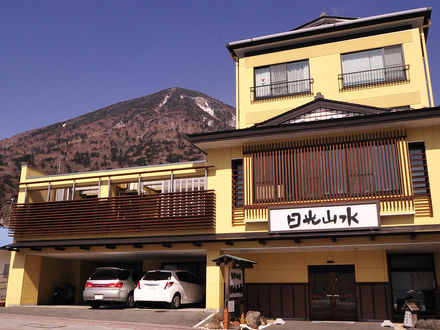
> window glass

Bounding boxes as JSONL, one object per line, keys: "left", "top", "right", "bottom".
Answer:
{"left": 254, "top": 60, "right": 310, "bottom": 98}
{"left": 287, "top": 61, "right": 310, "bottom": 93}
{"left": 144, "top": 271, "right": 171, "bottom": 281}
{"left": 188, "top": 273, "right": 201, "bottom": 285}
{"left": 384, "top": 46, "right": 403, "bottom": 67}
{"left": 390, "top": 254, "right": 433, "bottom": 269}
{"left": 176, "top": 272, "right": 190, "bottom": 283}
{"left": 118, "top": 270, "right": 130, "bottom": 281}
{"left": 341, "top": 45, "right": 404, "bottom": 87}
{"left": 90, "top": 269, "right": 120, "bottom": 280}
{"left": 2, "top": 263, "right": 9, "bottom": 278}
{"left": 255, "top": 67, "right": 271, "bottom": 98}
{"left": 389, "top": 254, "right": 436, "bottom": 314}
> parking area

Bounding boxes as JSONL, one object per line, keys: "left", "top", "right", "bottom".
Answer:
{"left": 0, "top": 305, "right": 211, "bottom": 328}
{"left": 0, "top": 306, "right": 390, "bottom": 329}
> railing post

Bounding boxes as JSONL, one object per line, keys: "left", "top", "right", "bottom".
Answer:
{"left": 98, "top": 179, "right": 101, "bottom": 198}
{"left": 171, "top": 171, "right": 174, "bottom": 193}
{"left": 24, "top": 185, "right": 28, "bottom": 204}
{"left": 204, "top": 168, "right": 208, "bottom": 191}
{"left": 47, "top": 184, "right": 51, "bottom": 202}
{"left": 138, "top": 174, "right": 141, "bottom": 195}
{"left": 72, "top": 181, "right": 76, "bottom": 200}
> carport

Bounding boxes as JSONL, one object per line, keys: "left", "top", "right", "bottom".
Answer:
{"left": 14, "top": 246, "right": 207, "bottom": 306}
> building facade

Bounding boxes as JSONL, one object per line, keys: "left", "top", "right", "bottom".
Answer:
{"left": 5, "top": 7, "right": 440, "bottom": 321}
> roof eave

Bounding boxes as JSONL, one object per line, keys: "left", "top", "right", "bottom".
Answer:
{"left": 226, "top": 7, "right": 432, "bottom": 57}
{"left": 188, "top": 107, "right": 440, "bottom": 152}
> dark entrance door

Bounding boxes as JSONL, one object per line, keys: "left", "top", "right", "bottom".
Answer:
{"left": 309, "top": 265, "right": 357, "bottom": 321}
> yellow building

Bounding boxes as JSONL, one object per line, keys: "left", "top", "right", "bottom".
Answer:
{"left": 4, "top": 7, "right": 440, "bottom": 322}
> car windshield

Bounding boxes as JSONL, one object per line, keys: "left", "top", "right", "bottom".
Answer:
{"left": 90, "top": 269, "right": 124, "bottom": 280}
{"left": 144, "top": 271, "right": 171, "bottom": 281}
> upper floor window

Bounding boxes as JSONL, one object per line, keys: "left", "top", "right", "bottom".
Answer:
{"left": 254, "top": 60, "right": 311, "bottom": 99}
{"left": 340, "top": 45, "right": 408, "bottom": 89}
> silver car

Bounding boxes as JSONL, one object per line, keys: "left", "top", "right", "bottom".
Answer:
{"left": 83, "top": 267, "right": 142, "bottom": 309}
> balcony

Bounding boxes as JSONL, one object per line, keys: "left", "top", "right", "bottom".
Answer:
{"left": 338, "top": 65, "right": 410, "bottom": 91}
{"left": 251, "top": 78, "right": 314, "bottom": 101}
{"left": 9, "top": 190, "right": 216, "bottom": 238}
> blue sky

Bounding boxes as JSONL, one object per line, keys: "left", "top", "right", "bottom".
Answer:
{"left": 0, "top": 227, "right": 12, "bottom": 246}
{"left": 0, "top": 0, "right": 439, "bottom": 140}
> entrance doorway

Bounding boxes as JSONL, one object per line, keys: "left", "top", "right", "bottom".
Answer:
{"left": 309, "top": 265, "right": 357, "bottom": 320}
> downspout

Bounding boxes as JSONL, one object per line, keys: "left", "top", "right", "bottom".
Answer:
{"left": 233, "top": 54, "right": 240, "bottom": 129}
{"left": 420, "top": 21, "right": 434, "bottom": 107}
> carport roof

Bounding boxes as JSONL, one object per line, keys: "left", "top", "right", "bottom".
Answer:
{"left": 5, "top": 224, "right": 440, "bottom": 251}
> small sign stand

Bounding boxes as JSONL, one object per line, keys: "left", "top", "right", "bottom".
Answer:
{"left": 403, "top": 302, "right": 419, "bottom": 328}
{"left": 212, "top": 254, "right": 257, "bottom": 329}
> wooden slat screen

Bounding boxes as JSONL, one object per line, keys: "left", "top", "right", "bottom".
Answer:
{"left": 232, "top": 159, "right": 245, "bottom": 225}
{"left": 243, "top": 130, "right": 413, "bottom": 220}
{"left": 409, "top": 142, "right": 433, "bottom": 217}
{"left": 356, "top": 283, "right": 392, "bottom": 321}
{"left": 9, "top": 190, "right": 216, "bottom": 238}
{"left": 245, "top": 283, "right": 309, "bottom": 319}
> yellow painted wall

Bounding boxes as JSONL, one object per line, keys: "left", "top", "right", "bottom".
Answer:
{"left": 207, "top": 147, "right": 244, "bottom": 234}
{"left": 206, "top": 246, "right": 224, "bottom": 309}
{"left": 5, "top": 252, "right": 25, "bottom": 306}
{"left": 38, "top": 258, "right": 75, "bottom": 304}
{"left": 5, "top": 253, "right": 41, "bottom": 306}
{"left": 237, "top": 29, "right": 431, "bottom": 128}
{"left": 242, "top": 250, "right": 388, "bottom": 284}
{"left": 0, "top": 250, "right": 10, "bottom": 300}
{"left": 408, "top": 126, "right": 440, "bottom": 224}
{"left": 142, "top": 259, "right": 163, "bottom": 272}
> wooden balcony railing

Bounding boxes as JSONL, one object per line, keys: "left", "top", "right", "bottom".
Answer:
{"left": 9, "top": 190, "right": 215, "bottom": 238}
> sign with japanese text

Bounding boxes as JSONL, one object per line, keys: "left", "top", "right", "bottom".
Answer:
{"left": 229, "top": 269, "right": 244, "bottom": 298}
{"left": 269, "top": 203, "right": 379, "bottom": 232}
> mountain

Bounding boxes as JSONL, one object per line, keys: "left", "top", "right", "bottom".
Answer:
{"left": 0, "top": 87, "right": 236, "bottom": 226}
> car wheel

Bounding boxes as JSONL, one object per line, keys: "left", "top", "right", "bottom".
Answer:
{"left": 90, "top": 302, "right": 101, "bottom": 309}
{"left": 170, "top": 293, "right": 181, "bottom": 309}
{"left": 126, "top": 292, "right": 135, "bottom": 308}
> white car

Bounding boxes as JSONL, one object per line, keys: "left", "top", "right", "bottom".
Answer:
{"left": 134, "top": 270, "right": 204, "bottom": 308}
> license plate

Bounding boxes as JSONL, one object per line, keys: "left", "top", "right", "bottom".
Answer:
{"left": 94, "top": 294, "right": 104, "bottom": 300}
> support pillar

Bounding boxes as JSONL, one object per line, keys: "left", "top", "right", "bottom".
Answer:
{"left": 206, "top": 247, "right": 224, "bottom": 309}
{"left": 6, "top": 252, "right": 42, "bottom": 306}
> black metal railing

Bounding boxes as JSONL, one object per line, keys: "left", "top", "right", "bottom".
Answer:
{"left": 338, "top": 65, "right": 409, "bottom": 90}
{"left": 251, "top": 78, "right": 313, "bottom": 101}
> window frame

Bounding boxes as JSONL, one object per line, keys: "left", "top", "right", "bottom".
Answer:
{"left": 253, "top": 59, "right": 311, "bottom": 99}
{"left": 340, "top": 45, "right": 407, "bottom": 89}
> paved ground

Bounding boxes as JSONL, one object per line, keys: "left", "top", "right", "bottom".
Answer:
{"left": 0, "top": 305, "right": 211, "bottom": 329}
{"left": 275, "top": 320, "right": 386, "bottom": 329}
{"left": 0, "top": 313, "right": 195, "bottom": 329}
{"left": 0, "top": 306, "right": 392, "bottom": 329}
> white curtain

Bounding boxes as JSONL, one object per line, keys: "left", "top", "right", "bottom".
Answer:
{"left": 342, "top": 49, "right": 384, "bottom": 86}
{"left": 384, "top": 46, "right": 405, "bottom": 81}
{"left": 255, "top": 67, "right": 271, "bottom": 98}
{"left": 271, "top": 63, "right": 287, "bottom": 95}
{"left": 384, "top": 46, "right": 403, "bottom": 66}
{"left": 287, "top": 60, "right": 310, "bottom": 93}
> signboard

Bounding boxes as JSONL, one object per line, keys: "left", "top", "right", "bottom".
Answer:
{"left": 403, "top": 310, "right": 413, "bottom": 327}
{"left": 269, "top": 203, "right": 379, "bottom": 233}
{"left": 229, "top": 269, "right": 244, "bottom": 298}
